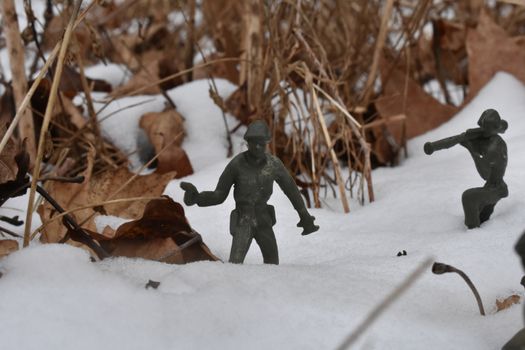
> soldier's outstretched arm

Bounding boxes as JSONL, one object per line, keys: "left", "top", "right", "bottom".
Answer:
{"left": 275, "top": 159, "right": 319, "bottom": 235}
{"left": 180, "top": 162, "right": 235, "bottom": 207}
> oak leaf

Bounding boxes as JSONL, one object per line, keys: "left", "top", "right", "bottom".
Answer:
{"left": 93, "top": 196, "right": 218, "bottom": 264}
{"left": 375, "top": 64, "right": 458, "bottom": 141}
{"left": 0, "top": 126, "right": 30, "bottom": 203}
{"left": 38, "top": 147, "right": 177, "bottom": 245}
{"left": 0, "top": 239, "right": 18, "bottom": 258}
{"left": 139, "top": 109, "right": 193, "bottom": 176}
{"left": 496, "top": 295, "right": 521, "bottom": 312}
{"left": 466, "top": 10, "right": 525, "bottom": 99}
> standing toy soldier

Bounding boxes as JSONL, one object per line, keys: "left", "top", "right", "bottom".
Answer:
{"left": 424, "top": 109, "right": 508, "bottom": 229}
{"left": 180, "top": 120, "right": 319, "bottom": 264}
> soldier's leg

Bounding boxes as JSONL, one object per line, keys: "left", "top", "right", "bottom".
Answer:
{"left": 229, "top": 228, "right": 253, "bottom": 264}
{"left": 254, "top": 227, "right": 279, "bottom": 265}
{"left": 462, "top": 187, "right": 483, "bottom": 229}
{"left": 479, "top": 204, "right": 495, "bottom": 224}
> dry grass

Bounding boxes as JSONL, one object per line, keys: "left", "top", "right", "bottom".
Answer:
{"left": 2, "top": 0, "right": 525, "bottom": 214}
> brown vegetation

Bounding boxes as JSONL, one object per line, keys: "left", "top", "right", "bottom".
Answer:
{"left": 1, "top": 0, "right": 525, "bottom": 258}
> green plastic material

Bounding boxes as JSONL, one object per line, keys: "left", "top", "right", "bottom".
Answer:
{"left": 424, "top": 109, "right": 508, "bottom": 229}
{"left": 180, "top": 120, "right": 319, "bottom": 264}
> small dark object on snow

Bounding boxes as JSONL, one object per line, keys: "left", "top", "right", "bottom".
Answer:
{"left": 431, "top": 262, "right": 485, "bottom": 316}
{"left": 180, "top": 120, "right": 319, "bottom": 265}
{"left": 397, "top": 250, "right": 407, "bottom": 257}
{"left": 145, "top": 280, "right": 161, "bottom": 289}
{"left": 424, "top": 109, "right": 508, "bottom": 229}
{"left": 503, "top": 231, "right": 525, "bottom": 349}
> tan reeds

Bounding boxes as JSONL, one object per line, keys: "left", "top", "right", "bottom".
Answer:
{"left": 1, "top": 0, "right": 36, "bottom": 162}
{"left": 23, "top": 0, "right": 84, "bottom": 246}
{"left": 0, "top": 0, "right": 97, "bottom": 157}
{"left": 6, "top": 0, "right": 519, "bottom": 238}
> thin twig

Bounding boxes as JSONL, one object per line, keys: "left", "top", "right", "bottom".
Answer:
{"left": 74, "top": 131, "right": 183, "bottom": 229}
{"left": 96, "top": 57, "right": 245, "bottom": 117}
{"left": 336, "top": 258, "right": 434, "bottom": 350}
{"left": 432, "top": 262, "right": 486, "bottom": 316}
{"left": 176, "top": 0, "right": 234, "bottom": 157}
{"left": 0, "top": 0, "right": 97, "bottom": 157}
{"left": 23, "top": 0, "right": 84, "bottom": 247}
{"left": 31, "top": 196, "right": 161, "bottom": 240}
{"left": 360, "top": 0, "right": 395, "bottom": 107}
{"left": 35, "top": 184, "right": 110, "bottom": 259}
{"left": 0, "top": 226, "right": 21, "bottom": 238}
{"left": 311, "top": 87, "right": 349, "bottom": 213}
{"left": 1, "top": 0, "right": 37, "bottom": 160}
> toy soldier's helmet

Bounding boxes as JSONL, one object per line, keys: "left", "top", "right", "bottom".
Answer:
{"left": 244, "top": 120, "right": 271, "bottom": 142}
{"left": 478, "top": 109, "right": 508, "bottom": 133}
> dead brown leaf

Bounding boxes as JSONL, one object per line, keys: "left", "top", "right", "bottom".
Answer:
{"left": 59, "top": 66, "right": 112, "bottom": 99}
{"left": 193, "top": 52, "right": 240, "bottom": 84}
{"left": 0, "top": 86, "right": 15, "bottom": 127}
{"left": 0, "top": 127, "right": 30, "bottom": 203}
{"left": 93, "top": 196, "right": 218, "bottom": 264}
{"left": 139, "top": 109, "right": 193, "bottom": 176}
{"left": 225, "top": 83, "right": 256, "bottom": 125}
{"left": 0, "top": 124, "right": 22, "bottom": 185}
{"left": 158, "top": 57, "right": 185, "bottom": 91}
{"left": 110, "top": 59, "right": 162, "bottom": 98}
{"left": 0, "top": 239, "right": 18, "bottom": 258}
{"left": 42, "top": 15, "right": 91, "bottom": 61}
{"left": 466, "top": 10, "right": 525, "bottom": 99}
{"left": 375, "top": 64, "right": 458, "bottom": 141}
{"left": 38, "top": 147, "right": 177, "bottom": 244}
{"left": 496, "top": 295, "right": 521, "bottom": 312}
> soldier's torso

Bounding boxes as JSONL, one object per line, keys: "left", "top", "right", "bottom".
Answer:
{"left": 231, "top": 152, "right": 279, "bottom": 206}
{"left": 467, "top": 135, "right": 507, "bottom": 182}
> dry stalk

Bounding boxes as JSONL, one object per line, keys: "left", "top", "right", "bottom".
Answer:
{"left": 239, "top": 0, "right": 264, "bottom": 112}
{"left": 75, "top": 50, "right": 105, "bottom": 161}
{"left": 184, "top": 0, "right": 196, "bottom": 82}
{"left": 497, "top": 0, "right": 525, "bottom": 6}
{"left": 175, "top": 0, "right": 235, "bottom": 157}
{"left": 0, "top": 0, "right": 97, "bottom": 156}
{"left": 293, "top": 27, "right": 375, "bottom": 204}
{"left": 73, "top": 131, "right": 183, "bottom": 230}
{"left": 0, "top": 44, "right": 60, "bottom": 156}
{"left": 23, "top": 0, "right": 84, "bottom": 247}
{"left": 311, "top": 87, "right": 349, "bottom": 213}
{"left": 360, "top": 0, "right": 395, "bottom": 107}
{"left": 1, "top": 0, "right": 37, "bottom": 161}
{"left": 96, "top": 57, "right": 244, "bottom": 116}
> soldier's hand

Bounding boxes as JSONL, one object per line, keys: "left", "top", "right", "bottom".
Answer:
{"left": 297, "top": 214, "right": 319, "bottom": 236}
{"left": 180, "top": 182, "right": 199, "bottom": 206}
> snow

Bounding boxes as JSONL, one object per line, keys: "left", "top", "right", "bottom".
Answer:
{"left": 1, "top": 71, "right": 525, "bottom": 349}
{"left": 84, "top": 79, "right": 241, "bottom": 170}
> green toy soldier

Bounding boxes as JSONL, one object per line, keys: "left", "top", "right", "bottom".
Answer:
{"left": 180, "top": 120, "right": 319, "bottom": 264}
{"left": 424, "top": 109, "right": 508, "bottom": 229}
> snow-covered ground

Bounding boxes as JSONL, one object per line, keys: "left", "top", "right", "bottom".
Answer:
{"left": 1, "top": 72, "right": 524, "bottom": 350}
